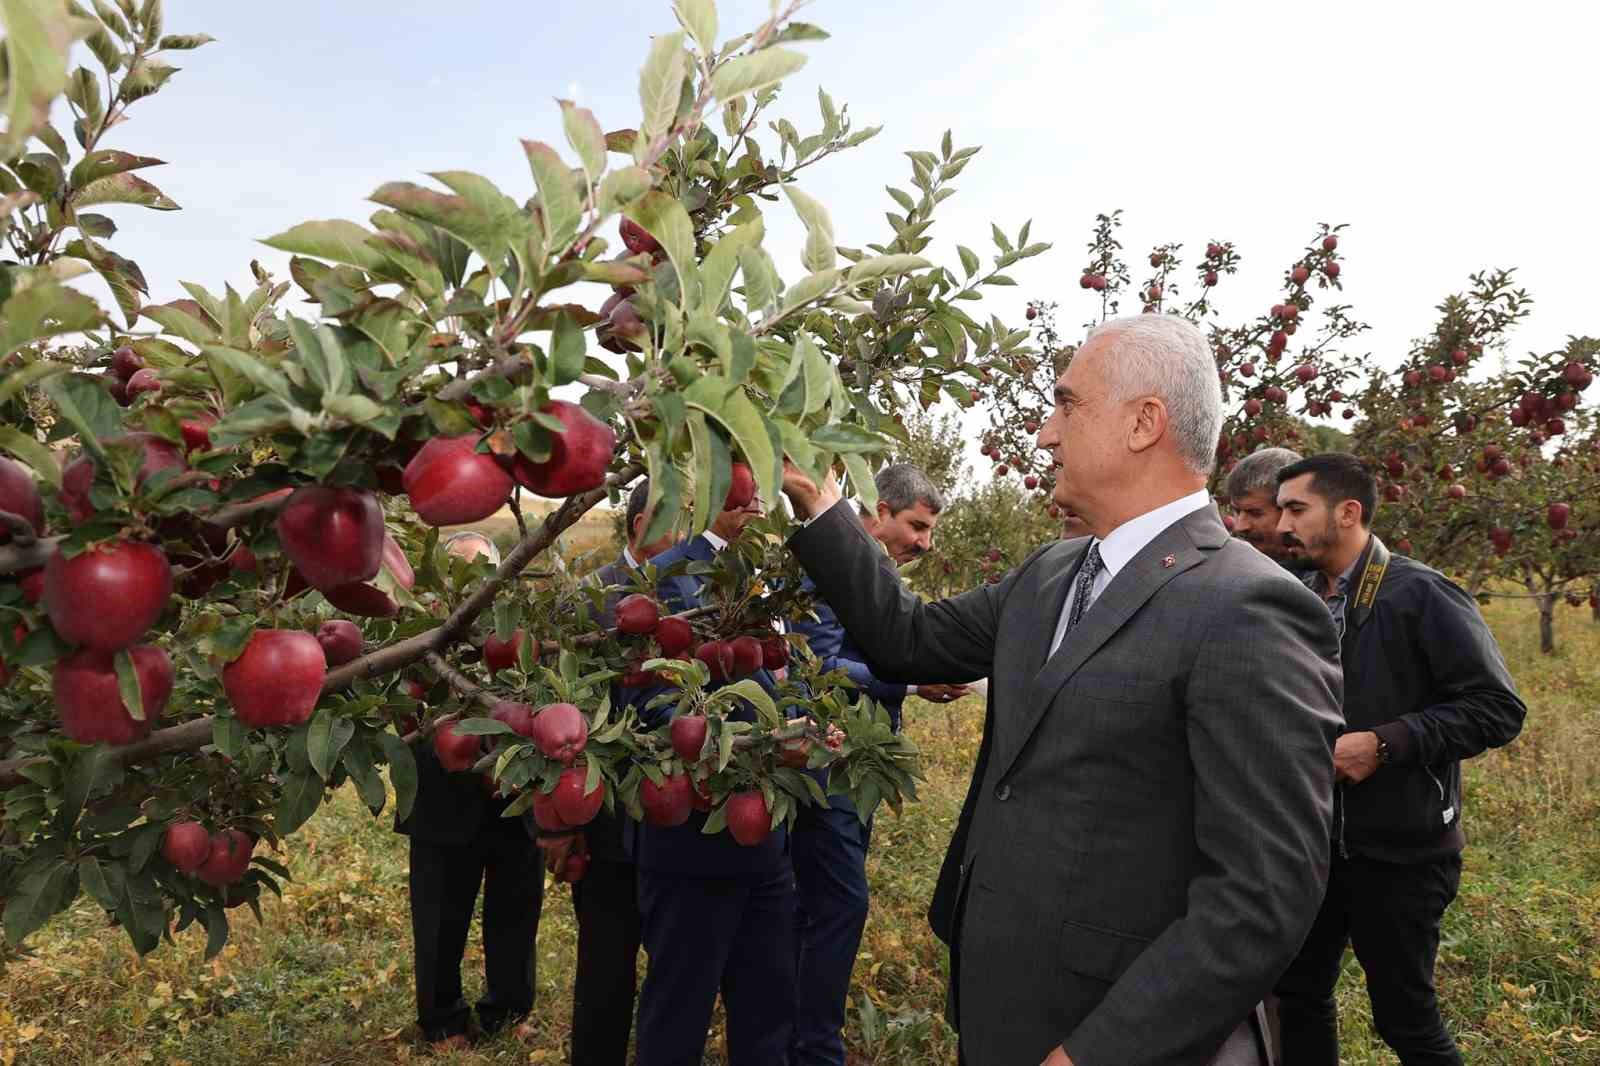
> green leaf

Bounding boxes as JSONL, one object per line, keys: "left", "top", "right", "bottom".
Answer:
{"left": 718, "top": 678, "right": 780, "bottom": 728}
{"left": 141, "top": 299, "right": 217, "bottom": 345}
{"left": 847, "top": 254, "right": 930, "bottom": 286}
{"left": 201, "top": 903, "right": 229, "bottom": 960}
{"left": 155, "top": 31, "right": 212, "bottom": 49}
{"left": 42, "top": 372, "right": 122, "bottom": 455}
{"left": 274, "top": 768, "right": 323, "bottom": 834}
{"left": 68, "top": 148, "right": 162, "bottom": 188}
{"left": 710, "top": 47, "right": 807, "bottom": 100}
{"left": 521, "top": 140, "right": 582, "bottom": 253}
{"left": 0, "top": 424, "right": 62, "bottom": 489}
{"left": 625, "top": 190, "right": 699, "bottom": 306}
{"left": 286, "top": 316, "right": 350, "bottom": 397}
{"left": 778, "top": 268, "right": 841, "bottom": 320}
{"left": 841, "top": 452, "right": 876, "bottom": 512}
{"left": 699, "top": 215, "right": 763, "bottom": 314}
{"left": 78, "top": 855, "right": 120, "bottom": 910}
{"left": 202, "top": 344, "right": 292, "bottom": 401}
{"left": 212, "top": 714, "right": 245, "bottom": 758}
{"left": 558, "top": 99, "right": 607, "bottom": 179}
{"left": 685, "top": 408, "right": 718, "bottom": 534}
{"left": 55, "top": 744, "right": 108, "bottom": 838}
{"left": 738, "top": 246, "right": 779, "bottom": 312}
{"left": 117, "top": 53, "right": 176, "bottom": 101}
{"left": 261, "top": 219, "right": 386, "bottom": 274}
{"left": 3, "top": 861, "right": 73, "bottom": 947}
{"left": 112, "top": 647, "right": 144, "bottom": 721}
{"left": 379, "top": 732, "right": 418, "bottom": 823}
{"left": 305, "top": 709, "right": 355, "bottom": 781}
{"left": 673, "top": 0, "right": 717, "bottom": 54}
{"left": 688, "top": 384, "right": 776, "bottom": 509}
{"left": 72, "top": 170, "right": 178, "bottom": 209}
{"left": 322, "top": 393, "right": 390, "bottom": 432}
{"left": 370, "top": 174, "right": 523, "bottom": 273}
{"left": 798, "top": 332, "right": 831, "bottom": 416}
{"left": 343, "top": 740, "right": 387, "bottom": 814}
{"left": 597, "top": 165, "right": 652, "bottom": 216}
{"left": 0, "top": 0, "right": 87, "bottom": 162}
{"left": 548, "top": 311, "right": 585, "bottom": 387}
{"left": 637, "top": 31, "right": 688, "bottom": 145}
{"left": 783, "top": 184, "right": 835, "bottom": 273}
{"left": 957, "top": 245, "right": 979, "bottom": 278}
{"left": 0, "top": 281, "right": 103, "bottom": 357}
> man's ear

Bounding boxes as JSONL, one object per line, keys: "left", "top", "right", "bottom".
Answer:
{"left": 1127, "top": 396, "right": 1168, "bottom": 455}
{"left": 875, "top": 500, "right": 894, "bottom": 524}
{"left": 1339, "top": 499, "right": 1364, "bottom": 529}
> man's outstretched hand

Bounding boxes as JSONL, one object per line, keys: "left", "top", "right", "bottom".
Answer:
{"left": 781, "top": 459, "right": 842, "bottom": 521}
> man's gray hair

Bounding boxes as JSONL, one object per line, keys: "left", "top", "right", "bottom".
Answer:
{"left": 442, "top": 530, "right": 501, "bottom": 566}
{"left": 1226, "top": 447, "right": 1303, "bottom": 500}
{"left": 867, "top": 463, "right": 945, "bottom": 516}
{"left": 1085, "top": 315, "right": 1224, "bottom": 475}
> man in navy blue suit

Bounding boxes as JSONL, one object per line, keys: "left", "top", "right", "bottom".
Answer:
{"left": 540, "top": 478, "right": 673, "bottom": 1065}
{"left": 788, "top": 463, "right": 969, "bottom": 1066}
{"left": 625, "top": 487, "right": 802, "bottom": 1066}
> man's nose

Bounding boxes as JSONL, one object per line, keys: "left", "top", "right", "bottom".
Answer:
{"left": 1275, "top": 511, "right": 1293, "bottom": 533}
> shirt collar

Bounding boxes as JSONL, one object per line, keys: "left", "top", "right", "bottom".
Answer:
{"left": 701, "top": 529, "right": 728, "bottom": 552}
{"left": 1092, "top": 488, "right": 1213, "bottom": 580}
{"left": 622, "top": 545, "right": 641, "bottom": 570}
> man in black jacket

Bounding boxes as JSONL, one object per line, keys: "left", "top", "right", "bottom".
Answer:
{"left": 1272, "top": 453, "right": 1526, "bottom": 1066}
{"left": 541, "top": 478, "right": 672, "bottom": 1065}
{"left": 398, "top": 530, "right": 544, "bottom": 1050}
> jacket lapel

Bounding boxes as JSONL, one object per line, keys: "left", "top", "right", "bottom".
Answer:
{"left": 996, "top": 506, "right": 1228, "bottom": 782}
{"left": 1018, "top": 538, "right": 1091, "bottom": 684}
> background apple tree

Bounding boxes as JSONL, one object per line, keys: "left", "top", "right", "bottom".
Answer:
{"left": 0, "top": 0, "right": 1041, "bottom": 961}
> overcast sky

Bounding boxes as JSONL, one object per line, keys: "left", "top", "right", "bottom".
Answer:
{"left": 66, "top": 0, "right": 1597, "bottom": 453}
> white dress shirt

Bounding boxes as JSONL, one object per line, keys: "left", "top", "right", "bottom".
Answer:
{"left": 1047, "top": 489, "right": 1213, "bottom": 657}
{"left": 701, "top": 529, "right": 728, "bottom": 552}
{"left": 622, "top": 545, "right": 641, "bottom": 570}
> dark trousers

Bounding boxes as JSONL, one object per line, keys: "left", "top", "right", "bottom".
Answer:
{"left": 570, "top": 857, "right": 643, "bottom": 1065}
{"left": 1275, "top": 852, "right": 1463, "bottom": 1065}
{"left": 791, "top": 796, "right": 872, "bottom": 1066}
{"left": 407, "top": 832, "right": 544, "bottom": 1041}
{"left": 635, "top": 866, "right": 798, "bottom": 1066}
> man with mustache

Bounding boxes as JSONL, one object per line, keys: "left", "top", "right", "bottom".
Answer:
{"left": 1271, "top": 453, "right": 1525, "bottom": 1066}
{"left": 1224, "top": 446, "right": 1310, "bottom": 570}
{"left": 788, "top": 462, "right": 968, "bottom": 1066}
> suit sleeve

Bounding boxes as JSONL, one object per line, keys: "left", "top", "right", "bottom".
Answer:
{"left": 1371, "top": 575, "right": 1526, "bottom": 765}
{"left": 791, "top": 607, "right": 909, "bottom": 705}
{"left": 1063, "top": 572, "right": 1345, "bottom": 1066}
{"left": 788, "top": 500, "right": 1040, "bottom": 685}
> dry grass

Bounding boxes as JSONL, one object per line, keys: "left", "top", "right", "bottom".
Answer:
{"left": 0, "top": 596, "right": 1595, "bottom": 1064}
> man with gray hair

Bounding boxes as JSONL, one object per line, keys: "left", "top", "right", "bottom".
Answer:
{"left": 788, "top": 462, "right": 968, "bottom": 1066}
{"left": 781, "top": 314, "right": 1343, "bottom": 1065}
{"left": 1225, "top": 447, "right": 1308, "bottom": 569}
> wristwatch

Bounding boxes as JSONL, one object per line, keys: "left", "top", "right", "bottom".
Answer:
{"left": 1373, "top": 733, "right": 1390, "bottom": 765}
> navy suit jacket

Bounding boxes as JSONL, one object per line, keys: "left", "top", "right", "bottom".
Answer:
{"left": 624, "top": 534, "right": 794, "bottom": 877}
{"left": 793, "top": 577, "right": 909, "bottom": 732}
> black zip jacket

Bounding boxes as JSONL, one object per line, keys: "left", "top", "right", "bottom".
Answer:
{"left": 1329, "top": 536, "right": 1526, "bottom": 862}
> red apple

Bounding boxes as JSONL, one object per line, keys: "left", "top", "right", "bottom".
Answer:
{"left": 403, "top": 435, "right": 512, "bottom": 526}
{"left": 483, "top": 629, "right": 526, "bottom": 672}
{"left": 433, "top": 721, "right": 482, "bottom": 772}
{"left": 615, "top": 593, "right": 660, "bottom": 635}
{"left": 380, "top": 533, "right": 415, "bottom": 590}
{"left": 1447, "top": 484, "right": 1467, "bottom": 500}
{"left": 724, "top": 462, "right": 756, "bottom": 511}
{"left": 223, "top": 629, "right": 326, "bottom": 728}
{"left": 315, "top": 619, "right": 364, "bottom": 666}
{"left": 125, "top": 368, "right": 162, "bottom": 398}
{"left": 550, "top": 765, "right": 606, "bottom": 826}
{"left": 655, "top": 616, "right": 694, "bottom": 657}
{"left": 725, "top": 790, "right": 773, "bottom": 847}
{"left": 162, "top": 820, "right": 212, "bottom": 875}
{"left": 110, "top": 346, "right": 143, "bottom": 380}
{"left": 19, "top": 567, "right": 45, "bottom": 603}
{"left": 1291, "top": 265, "right": 1310, "bottom": 285}
{"left": 53, "top": 643, "right": 173, "bottom": 745}
{"left": 640, "top": 771, "right": 694, "bottom": 827}
{"left": 1295, "top": 364, "right": 1316, "bottom": 384}
{"left": 196, "top": 829, "right": 254, "bottom": 887}
{"left": 532, "top": 789, "right": 570, "bottom": 832}
{"left": 1239, "top": 363, "right": 1256, "bottom": 378}
{"left": 559, "top": 851, "right": 590, "bottom": 883}
{"left": 619, "top": 217, "right": 661, "bottom": 255}
{"left": 276, "top": 485, "right": 384, "bottom": 592}
{"left": 1548, "top": 503, "right": 1571, "bottom": 530}
{"left": 179, "top": 414, "right": 216, "bottom": 452}
{"left": 531, "top": 702, "right": 588, "bottom": 764}
{"left": 490, "top": 700, "right": 538, "bottom": 737}
{"left": 1203, "top": 270, "right": 1218, "bottom": 286}
{"left": 506, "top": 400, "right": 616, "bottom": 499}
{"left": 45, "top": 540, "right": 172, "bottom": 651}
{"left": 1323, "top": 262, "right": 1340, "bottom": 278}
{"left": 0, "top": 457, "right": 44, "bottom": 542}
{"left": 670, "top": 714, "right": 709, "bottom": 763}
{"left": 695, "top": 640, "right": 735, "bottom": 682}
{"left": 729, "top": 635, "right": 763, "bottom": 678}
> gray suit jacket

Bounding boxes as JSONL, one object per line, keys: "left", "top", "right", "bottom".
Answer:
{"left": 789, "top": 500, "right": 1343, "bottom": 1066}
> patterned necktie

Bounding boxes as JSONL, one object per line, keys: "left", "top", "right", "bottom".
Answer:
{"left": 1063, "top": 541, "right": 1104, "bottom": 636}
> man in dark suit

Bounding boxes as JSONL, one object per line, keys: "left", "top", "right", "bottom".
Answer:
{"left": 789, "top": 462, "right": 968, "bottom": 1066}
{"left": 781, "top": 314, "right": 1344, "bottom": 1066}
{"left": 625, "top": 491, "right": 801, "bottom": 1066}
{"left": 397, "top": 533, "right": 544, "bottom": 1050}
{"left": 1272, "top": 454, "right": 1525, "bottom": 1066}
{"left": 540, "top": 478, "right": 673, "bottom": 1065}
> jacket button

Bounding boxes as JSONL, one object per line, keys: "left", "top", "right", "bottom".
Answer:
{"left": 994, "top": 784, "right": 1012, "bottom": 801}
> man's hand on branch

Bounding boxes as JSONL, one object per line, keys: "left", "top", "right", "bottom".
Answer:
{"left": 914, "top": 683, "right": 971, "bottom": 704}
{"left": 781, "top": 459, "right": 842, "bottom": 521}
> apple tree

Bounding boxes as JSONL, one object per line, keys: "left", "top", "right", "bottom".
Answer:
{"left": 0, "top": 0, "right": 1035, "bottom": 959}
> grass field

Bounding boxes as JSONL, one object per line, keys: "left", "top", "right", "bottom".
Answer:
{"left": 1, "top": 597, "right": 1596, "bottom": 1064}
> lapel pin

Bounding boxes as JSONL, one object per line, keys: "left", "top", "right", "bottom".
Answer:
{"left": 1161, "top": 554, "right": 1176, "bottom": 569}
